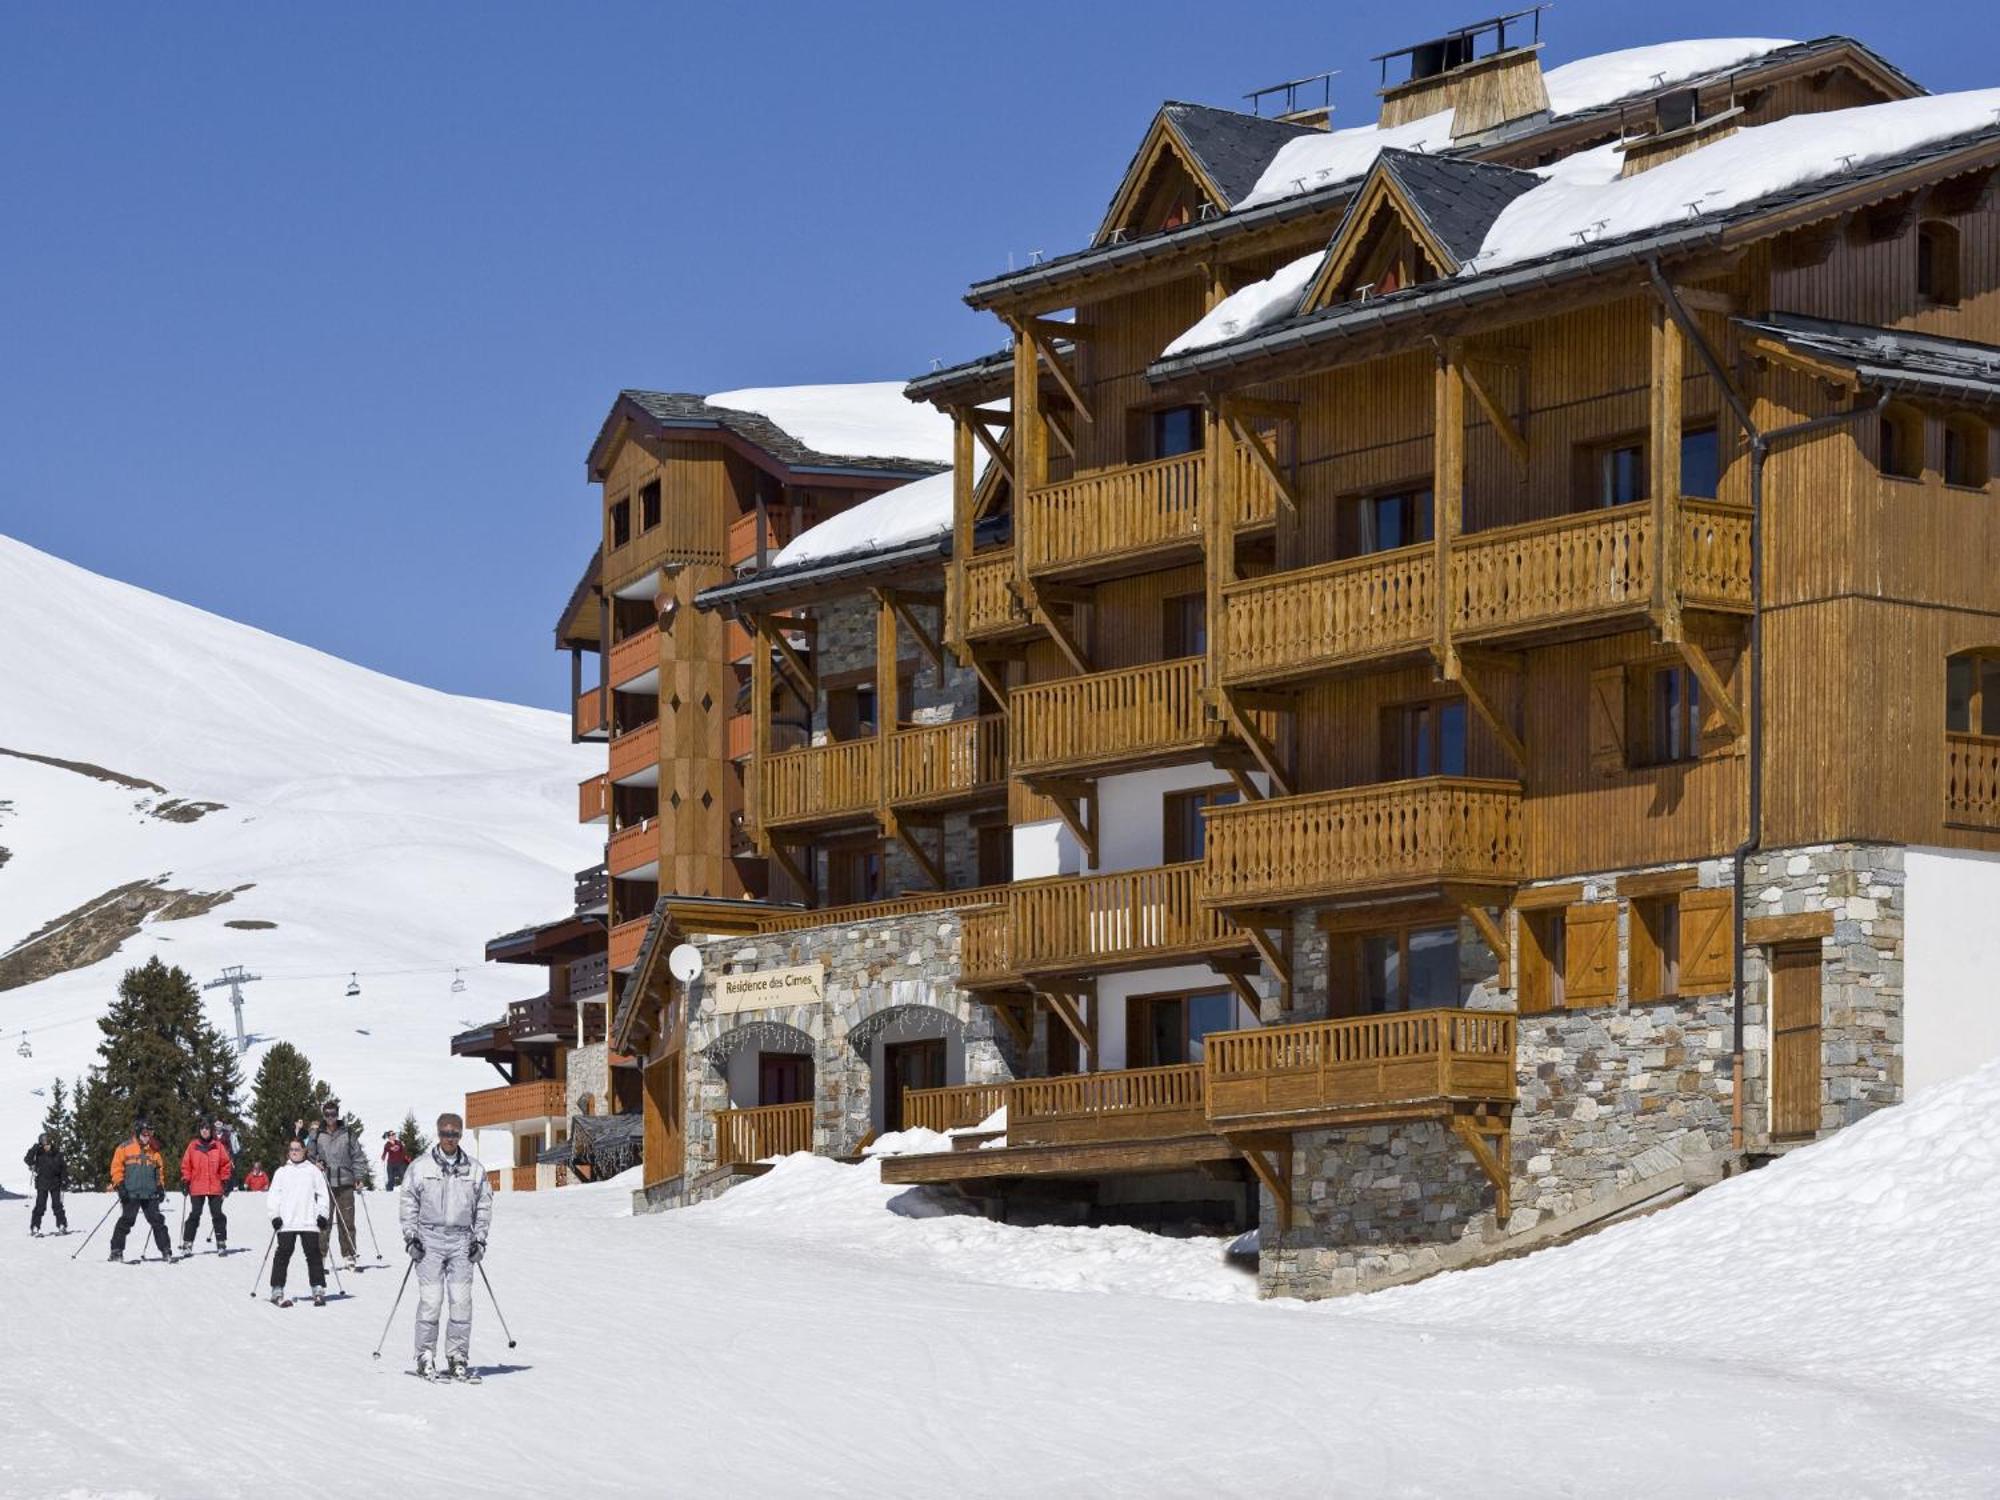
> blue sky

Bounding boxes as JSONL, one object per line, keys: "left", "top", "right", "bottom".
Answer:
{"left": 0, "top": 2, "right": 1984, "bottom": 709}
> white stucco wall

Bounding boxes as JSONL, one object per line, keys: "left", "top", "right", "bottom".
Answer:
{"left": 1904, "top": 846, "right": 2000, "bottom": 1095}
{"left": 1085, "top": 962, "right": 1262, "bottom": 1071}
{"left": 1010, "top": 762, "right": 1267, "bottom": 879}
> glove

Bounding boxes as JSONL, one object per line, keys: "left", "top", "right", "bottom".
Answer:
{"left": 467, "top": 1239, "right": 486, "bottom": 1265}
{"left": 316, "top": 1216, "right": 329, "bottom": 1235}
{"left": 271, "top": 1217, "right": 282, "bottom": 1232}
{"left": 406, "top": 1238, "right": 425, "bottom": 1264}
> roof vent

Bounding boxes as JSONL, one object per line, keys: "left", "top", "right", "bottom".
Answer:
{"left": 1372, "top": 6, "right": 1551, "bottom": 139}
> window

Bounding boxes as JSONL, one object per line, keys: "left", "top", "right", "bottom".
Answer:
{"left": 1642, "top": 663, "right": 1702, "bottom": 765}
{"left": 1918, "top": 220, "right": 1961, "bottom": 307}
{"left": 1163, "top": 784, "right": 1239, "bottom": 864}
{"left": 1944, "top": 416, "right": 1989, "bottom": 488}
{"left": 1879, "top": 403, "right": 1924, "bottom": 480}
{"left": 610, "top": 497, "right": 632, "bottom": 548}
{"left": 1337, "top": 485, "right": 1434, "bottom": 557}
{"left": 757, "top": 1052, "right": 814, "bottom": 1107}
{"left": 1163, "top": 592, "right": 1206, "bottom": 658}
{"left": 1577, "top": 437, "right": 1647, "bottom": 509}
{"left": 976, "top": 823, "right": 1013, "bottom": 887}
{"left": 1151, "top": 405, "right": 1204, "bottom": 460}
{"left": 1384, "top": 697, "right": 1468, "bottom": 779}
{"left": 1354, "top": 923, "right": 1460, "bottom": 1013}
{"left": 1681, "top": 424, "right": 1721, "bottom": 499}
{"left": 1127, "top": 990, "right": 1238, "bottom": 1067}
{"left": 1629, "top": 897, "right": 1682, "bottom": 1001}
{"left": 1517, "top": 908, "right": 1567, "bottom": 1014}
{"left": 1946, "top": 652, "right": 2000, "bottom": 737}
{"left": 638, "top": 479, "right": 662, "bottom": 532}
{"left": 825, "top": 847, "right": 883, "bottom": 906}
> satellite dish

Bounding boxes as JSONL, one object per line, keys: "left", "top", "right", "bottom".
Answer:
{"left": 667, "top": 943, "right": 704, "bottom": 984}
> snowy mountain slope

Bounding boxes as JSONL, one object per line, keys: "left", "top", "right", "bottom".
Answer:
{"left": 0, "top": 534, "right": 601, "bottom": 1174}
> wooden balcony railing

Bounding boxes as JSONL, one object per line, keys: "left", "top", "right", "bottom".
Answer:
{"left": 507, "top": 993, "right": 578, "bottom": 1040}
{"left": 1010, "top": 1064, "right": 1206, "bottom": 1146}
{"left": 1203, "top": 777, "right": 1524, "bottom": 907}
{"left": 1022, "top": 451, "right": 1204, "bottom": 575}
{"left": 1011, "top": 657, "right": 1213, "bottom": 776}
{"left": 1677, "top": 501, "right": 1754, "bottom": 610}
{"left": 726, "top": 711, "right": 754, "bottom": 762}
{"left": 963, "top": 862, "right": 1243, "bottom": 984}
{"left": 509, "top": 1165, "right": 539, "bottom": 1192}
{"left": 1946, "top": 733, "right": 2000, "bottom": 829}
{"left": 726, "top": 507, "right": 799, "bottom": 569}
{"left": 574, "top": 686, "right": 607, "bottom": 741}
{"left": 758, "top": 738, "right": 879, "bottom": 828}
{"left": 1204, "top": 1010, "right": 1516, "bottom": 1128}
{"left": 607, "top": 624, "right": 660, "bottom": 691}
{"left": 465, "top": 1080, "right": 567, "bottom": 1130}
{"left": 715, "top": 1100, "right": 814, "bottom": 1166}
{"left": 890, "top": 715, "right": 1007, "bottom": 805}
{"left": 1220, "top": 545, "right": 1435, "bottom": 685}
{"left": 567, "top": 952, "right": 609, "bottom": 999}
{"left": 573, "top": 863, "right": 608, "bottom": 913}
{"left": 955, "top": 549, "right": 1028, "bottom": 639}
{"left": 902, "top": 1082, "right": 1010, "bottom": 1134}
{"left": 608, "top": 916, "right": 649, "bottom": 972}
{"left": 578, "top": 773, "right": 610, "bottom": 824}
{"left": 751, "top": 883, "right": 1014, "bottom": 935}
{"left": 606, "top": 818, "right": 658, "bottom": 878}
{"left": 1226, "top": 440, "right": 1286, "bottom": 530}
{"left": 608, "top": 720, "right": 657, "bottom": 784}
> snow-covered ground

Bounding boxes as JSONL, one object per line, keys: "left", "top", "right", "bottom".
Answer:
{"left": 0, "top": 534, "right": 601, "bottom": 1164}
{"left": 5, "top": 1064, "right": 1999, "bottom": 1498}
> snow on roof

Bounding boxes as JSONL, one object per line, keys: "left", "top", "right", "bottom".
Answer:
{"left": 1540, "top": 38, "right": 1796, "bottom": 117}
{"left": 1164, "top": 89, "right": 2000, "bottom": 358}
{"left": 770, "top": 466, "right": 958, "bottom": 570}
{"left": 706, "top": 383, "right": 954, "bottom": 467}
{"left": 1234, "top": 38, "right": 1798, "bottom": 215}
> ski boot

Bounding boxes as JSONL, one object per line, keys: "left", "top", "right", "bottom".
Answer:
{"left": 448, "top": 1355, "right": 480, "bottom": 1384}
{"left": 344, "top": 1256, "right": 358, "bottom": 1274}
{"left": 416, "top": 1350, "right": 438, "bottom": 1381}
{"left": 312, "top": 1287, "right": 327, "bottom": 1307}
{"left": 107, "top": 1247, "right": 123, "bottom": 1263}
{"left": 215, "top": 1239, "right": 227, "bottom": 1256}
{"left": 270, "top": 1288, "right": 289, "bottom": 1307}
{"left": 179, "top": 1241, "right": 194, "bottom": 1259}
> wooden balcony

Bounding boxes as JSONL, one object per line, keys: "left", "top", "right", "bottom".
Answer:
{"left": 1204, "top": 1009, "right": 1515, "bottom": 1132}
{"left": 715, "top": 1101, "right": 814, "bottom": 1166}
{"left": 902, "top": 1082, "right": 1010, "bottom": 1134}
{"left": 726, "top": 507, "right": 799, "bottom": 569}
{"left": 578, "top": 773, "right": 610, "bottom": 824}
{"left": 607, "top": 624, "right": 661, "bottom": 693}
{"left": 1946, "top": 733, "right": 2000, "bottom": 829}
{"left": 1011, "top": 657, "right": 1216, "bottom": 779}
{"left": 608, "top": 720, "right": 659, "bottom": 785}
{"left": 574, "top": 686, "right": 607, "bottom": 742}
{"left": 1022, "top": 452, "right": 1204, "bottom": 578}
{"left": 608, "top": 915, "right": 649, "bottom": 972}
{"left": 507, "top": 993, "right": 579, "bottom": 1042}
{"left": 606, "top": 818, "right": 659, "bottom": 879}
{"left": 960, "top": 861, "right": 1246, "bottom": 986}
{"left": 759, "top": 738, "right": 879, "bottom": 830}
{"left": 890, "top": 716, "right": 1007, "bottom": 807}
{"left": 1220, "top": 545, "right": 1434, "bottom": 686}
{"left": 1203, "top": 777, "right": 1524, "bottom": 909}
{"left": 465, "top": 1079, "right": 567, "bottom": 1130}
{"left": 1011, "top": 1065, "right": 1206, "bottom": 1146}
{"left": 953, "top": 548, "right": 1030, "bottom": 641}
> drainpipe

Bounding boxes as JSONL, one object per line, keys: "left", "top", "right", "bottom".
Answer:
{"left": 1647, "top": 262, "right": 1888, "bottom": 1153}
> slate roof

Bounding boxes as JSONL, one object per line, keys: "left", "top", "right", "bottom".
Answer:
{"left": 1376, "top": 150, "right": 1543, "bottom": 267}
{"left": 1163, "top": 102, "right": 1324, "bottom": 208}
{"left": 615, "top": 390, "right": 948, "bottom": 478}
{"left": 1737, "top": 313, "right": 2000, "bottom": 404}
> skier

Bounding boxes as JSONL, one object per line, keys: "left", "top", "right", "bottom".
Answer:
{"left": 266, "top": 1138, "right": 331, "bottom": 1307}
{"left": 242, "top": 1161, "right": 271, "bottom": 1192}
{"left": 306, "top": 1097, "right": 368, "bottom": 1271}
{"left": 25, "top": 1130, "right": 69, "bottom": 1236}
{"left": 214, "top": 1119, "right": 245, "bottom": 1195}
{"left": 107, "top": 1121, "right": 174, "bottom": 1263}
{"left": 399, "top": 1111, "right": 492, "bottom": 1382}
{"left": 179, "top": 1121, "right": 234, "bottom": 1255}
{"left": 381, "top": 1130, "right": 411, "bottom": 1190}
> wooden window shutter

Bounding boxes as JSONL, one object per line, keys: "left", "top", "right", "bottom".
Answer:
{"left": 1588, "top": 666, "right": 1628, "bottom": 775}
{"left": 1699, "top": 648, "right": 1740, "bottom": 757}
{"left": 1516, "top": 912, "right": 1552, "bottom": 1015}
{"left": 1564, "top": 902, "right": 1618, "bottom": 1004}
{"left": 1678, "top": 887, "right": 1735, "bottom": 993}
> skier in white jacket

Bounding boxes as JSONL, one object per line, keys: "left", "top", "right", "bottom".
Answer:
{"left": 398, "top": 1111, "right": 492, "bottom": 1381}
{"left": 266, "top": 1139, "right": 331, "bottom": 1307}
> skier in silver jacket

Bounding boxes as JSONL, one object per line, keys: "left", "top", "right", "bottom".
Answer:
{"left": 397, "top": 1111, "right": 493, "bottom": 1381}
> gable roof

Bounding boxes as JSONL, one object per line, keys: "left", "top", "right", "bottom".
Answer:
{"left": 587, "top": 389, "right": 949, "bottom": 484}
{"left": 1738, "top": 313, "right": 2000, "bottom": 406}
{"left": 1095, "top": 103, "right": 1322, "bottom": 246}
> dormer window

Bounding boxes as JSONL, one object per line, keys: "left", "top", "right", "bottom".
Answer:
{"left": 1918, "top": 220, "right": 1961, "bottom": 307}
{"left": 1879, "top": 403, "right": 1925, "bottom": 480}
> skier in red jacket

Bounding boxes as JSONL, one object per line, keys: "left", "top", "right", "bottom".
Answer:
{"left": 179, "top": 1122, "right": 234, "bottom": 1255}
{"left": 381, "top": 1131, "right": 412, "bottom": 1189}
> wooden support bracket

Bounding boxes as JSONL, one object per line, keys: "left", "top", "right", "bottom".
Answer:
{"left": 987, "top": 996, "right": 1033, "bottom": 1050}
{"left": 881, "top": 590, "right": 947, "bottom": 678}
{"left": 1674, "top": 637, "right": 1746, "bottom": 741}
{"left": 1237, "top": 1140, "right": 1295, "bottom": 1228}
{"left": 1220, "top": 689, "right": 1292, "bottom": 797}
{"left": 968, "top": 415, "right": 1015, "bottom": 489}
{"left": 1454, "top": 652, "right": 1527, "bottom": 772}
{"left": 1226, "top": 412, "right": 1299, "bottom": 514}
{"left": 969, "top": 654, "right": 1012, "bottom": 717}
{"left": 1223, "top": 766, "right": 1266, "bottom": 803}
{"left": 1456, "top": 898, "right": 1511, "bottom": 991}
{"left": 1039, "top": 986, "right": 1097, "bottom": 1057}
{"left": 767, "top": 840, "right": 813, "bottom": 905}
{"left": 1461, "top": 358, "right": 1528, "bottom": 469}
{"left": 882, "top": 810, "right": 946, "bottom": 891}
{"left": 1020, "top": 320, "right": 1094, "bottom": 425}
{"left": 1043, "top": 784, "right": 1099, "bottom": 869}
{"left": 1450, "top": 1112, "right": 1511, "bottom": 1224}
{"left": 1032, "top": 601, "right": 1092, "bottom": 677}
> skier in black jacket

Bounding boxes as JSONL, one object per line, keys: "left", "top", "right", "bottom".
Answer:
{"left": 25, "top": 1131, "right": 69, "bottom": 1235}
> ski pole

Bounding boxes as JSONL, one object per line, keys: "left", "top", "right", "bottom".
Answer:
{"left": 248, "top": 1228, "right": 276, "bottom": 1298}
{"left": 69, "top": 1199, "right": 119, "bottom": 1260}
{"left": 322, "top": 1217, "right": 346, "bottom": 1297}
{"left": 369, "top": 1260, "right": 415, "bottom": 1361}
{"left": 475, "top": 1260, "right": 517, "bottom": 1349}
{"left": 354, "top": 1185, "right": 384, "bottom": 1261}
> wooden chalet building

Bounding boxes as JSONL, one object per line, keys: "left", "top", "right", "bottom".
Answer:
{"left": 505, "top": 18, "right": 2000, "bottom": 1296}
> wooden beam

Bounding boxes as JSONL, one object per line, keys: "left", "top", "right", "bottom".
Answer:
{"left": 1457, "top": 900, "right": 1511, "bottom": 991}
{"left": 882, "top": 810, "right": 946, "bottom": 891}
{"left": 1044, "top": 407, "right": 1076, "bottom": 460}
{"left": 1668, "top": 283, "right": 1736, "bottom": 316}
{"left": 1029, "top": 315, "right": 1091, "bottom": 343}
{"left": 967, "top": 413, "right": 1015, "bottom": 489}
{"left": 986, "top": 997, "right": 1033, "bottom": 1050}
{"left": 883, "top": 591, "right": 947, "bottom": 677}
{"left": 1231, "top": 913, "right": 1293, "bottom": 993}
{"left": 1433, "top": 343, "right": 1465, "bottom": 676}
{"left": 1220, "top": 689, "right": 1291, "bottom": 797}
{"left": 1021, "top": 320, "right": 1094, "bottom": 425}
{"left": 1217, "top": 967, "right": 1264, "bottom": 1018}
{"left": 1674, "top": 637, "right": 1745, "bottom": 741}
{"left": 969, "top": 654, "right": 1012, "bottom": 717}
{"left": 770, "top": 627, "right": 816, "bottom": 706}
{"left": 1650, "top": 300, "right": 1685, "bottom": 643}
{"left": 767, "top": 840, "right": 813, "bottom": 906}
{"left": 1044, "top": 786, "right": 1098, "bottom": 869}
{"left": 1041, "top": 988, "right": 1096, "bottom": 1057}
{"left": 1450, "top": 1114, "right": 1510, "bottom": 1223}
{"left": 1455, "top": 653, "right": 1526, "bottom": 772}
{"left": 1032, "top": 601, "right": 1092, "bottom": 677}
{"left": 1226, "top": 411, "right": 1299, "bottom": 514}
{"left": 1223, "top": 766, "right": 1265, "bottom": 802}
{"left": 1237, "top": 1143, "right": 1295, "bottom": 1228}
{"left": 1224, "top": 395, "right": 1299, "bottom": 424}
{"left": 1747, "top": 910, "right": 1834, "bottom": 945}
{"left": 1461, "top": 357, "right": 1527, "bottom": 469}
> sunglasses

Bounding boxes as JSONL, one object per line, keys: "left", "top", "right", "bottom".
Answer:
{"left": 437, "top": 1129, "right": 462, "bottom": 1140}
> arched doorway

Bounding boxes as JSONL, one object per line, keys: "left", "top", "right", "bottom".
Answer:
{"left": 703, "top": 1020, "right": 817, "bottom": 1111}
{"left": 846, "top": 1004, "right": 971, "bottom": 1133}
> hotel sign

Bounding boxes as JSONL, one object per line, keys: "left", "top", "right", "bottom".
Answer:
{"left": 712, "top": 962, "right": 826, "bottom": 1014}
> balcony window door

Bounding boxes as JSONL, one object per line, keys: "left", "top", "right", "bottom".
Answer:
{"left": 757, "top": 1052, "right": 814, "bottom": 1108}
{"left": 1163, "top": 784, "right": 1239, "bottom": 863}
{"left": 1151, "top": 405, "right": 1205, "bottom": 460}
{"left": 1162, "top": 591, "right": 1207, "bottom": 658}
{"left": 825, "top": 846, "right": 884, "bottom": 906}
{"left": 1947, "top": 652, "right": 2000, "bottom": 736}
{"left": 882, "top": 1038, "right": 946, "bottom": 1132}
{"left": 1338, "top": 485, "right": 1434, "bottom": 557}
{"left": 1577, "top": 437, "right": 1647, "bottom": 510}
{"left": 1355, "top": 923, "right": 1460, "bottom": 1013}
{"left": 1681, "top": 424, "right": 1721, "bottom": 499}
{"left": 1127, "top": 989, "right": 1238, "bottom": 1067}
{"left": 1384, "top": 697, "right": 1468, "bottom": 779}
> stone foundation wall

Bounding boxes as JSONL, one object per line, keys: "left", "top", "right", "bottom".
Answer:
{"left": 565, "top": 1041, "right": 608, "bottom": 1120}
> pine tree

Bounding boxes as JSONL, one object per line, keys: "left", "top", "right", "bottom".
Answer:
{"left": 37, "top": 1076, "right": 70, "bottom": 1143}
{"left": 397, "top": 1110, "right": 431, "bottom": 1159}
{"left": 245, "top": 1042, "right": 317, "bottom": 1177}
{"left": 73, "top": 960, "right": 242, "bottom": 1188}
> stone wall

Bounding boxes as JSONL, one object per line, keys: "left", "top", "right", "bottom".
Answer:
{"left": 565, "top": 1041, "right": 608, "bottom": 1121}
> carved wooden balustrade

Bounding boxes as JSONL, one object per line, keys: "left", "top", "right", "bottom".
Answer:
{"left": 1203, "top": 777, "right": 1524, "bottom": 907}
{"left": 960, "top": 862, "right": 1244, "bottom": 985}
{"left": 1011, "top": 657, "right": 1215, "bottom": 777}
{"left": 1220, "top": 545, "right": 1435, "bottom": 686}
{"left": 953, "top": 548, "right": 1028, "bottom": 640}
{"left": 758, "top": 739, "right": 879, "bottom": 829}
{"left": 715, "top": 1101, "right": 814, "bottom": 1166}
{"left": 1946, "top": 733, "right": 2000, "bottom": 829}
{"left": 889, "top": 715, "right": 1008, "bottom": 805}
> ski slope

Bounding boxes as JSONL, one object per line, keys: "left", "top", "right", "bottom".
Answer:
{"left": 0, "top": 534, "right": 601, "bottom": 1169}
{"left": 4, "top": 1096, "right": 1999, "bottom": 1499}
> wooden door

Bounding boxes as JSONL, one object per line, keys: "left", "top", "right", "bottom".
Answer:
{"left": 1770, "top": 944, "right": 1823, "bottom": 1140}
{"left": 882, "top": 1038, "right": 946, "bottom": 1132}
{"left": 758, "top": 1052, "right": 814, "bottom": 1107}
